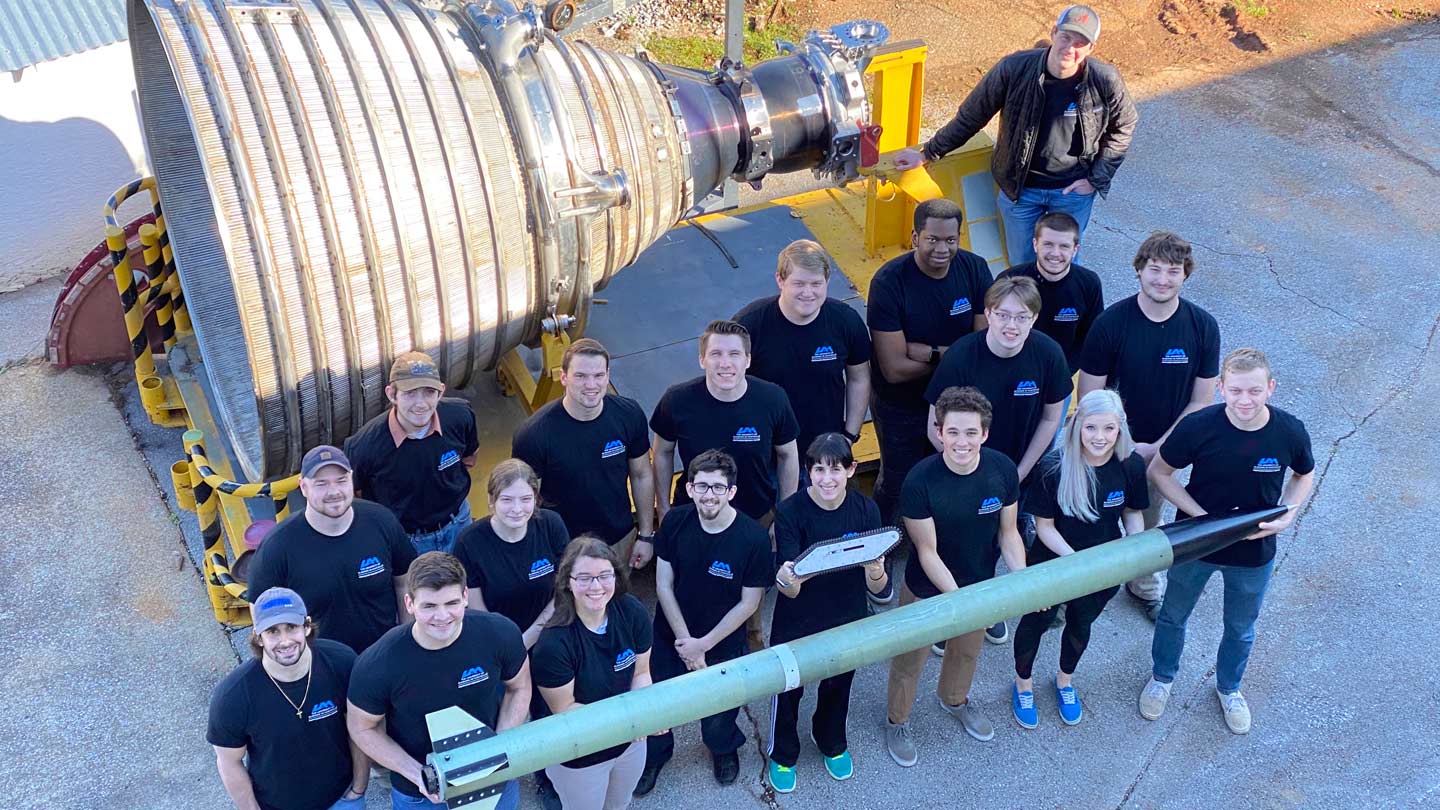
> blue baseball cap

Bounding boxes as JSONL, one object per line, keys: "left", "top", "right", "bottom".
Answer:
{"left": 300, "top": 445, "right": 352, "bottom": 479}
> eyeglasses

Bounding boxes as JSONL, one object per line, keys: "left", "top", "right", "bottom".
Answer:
{"left": 570, "top": 572, "right": 616, "bottom": 587}
{"left": 689, "top": 482, "right": 732, "bottom": 495}
{"left": 989, "top": 311, "right": 1034, "bottom": 326}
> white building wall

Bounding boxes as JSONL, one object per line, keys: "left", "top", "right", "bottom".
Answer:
{"left": 0, "top": 41, "right": 148, "bottom": 292}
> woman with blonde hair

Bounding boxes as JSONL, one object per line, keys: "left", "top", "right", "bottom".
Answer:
{"left": 1011, "top": 389, "right": 1149, "bottom": 728}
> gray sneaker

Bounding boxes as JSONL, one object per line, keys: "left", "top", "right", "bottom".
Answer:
{"left": 1138, "top": 678, "right": 1172, "bottom": 720}
{"left": 885, "top": 720, "right": 918, "bottom": 767}
{"left": 939, "top": 696, "right": 995, "bottom": 741}
{"left": 1217, "top": 688, "right": 1251, "bottom": 734}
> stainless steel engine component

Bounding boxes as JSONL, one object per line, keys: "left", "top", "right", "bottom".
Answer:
{"left": 128, "top": 0, "right": 887, "bottom": 480}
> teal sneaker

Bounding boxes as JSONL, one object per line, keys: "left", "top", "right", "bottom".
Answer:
{"left": 820, "top": 749, "right": 854, "bottom": 781}
{"left": 1012, "top": 682, "right": 1039, "bottom": 729}
{"left": 767, "top": 759, "right": 796, "bottom": 793}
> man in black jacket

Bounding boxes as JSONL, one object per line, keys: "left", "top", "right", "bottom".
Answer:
{"left": 895, "top": 5, "right": 1137, "bottom": 266}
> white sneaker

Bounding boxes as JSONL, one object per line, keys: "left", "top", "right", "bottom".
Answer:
{"left": 1138, "top": 678, "right": 1172, "bottom": 720}
{"left": 1216, "top": 688, "right": 1251, "bottom": 734}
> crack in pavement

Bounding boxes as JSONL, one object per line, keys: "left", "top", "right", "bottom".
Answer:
{"left": 1112, "top": 305, "right": 1440, "bottom": 810}
{"left": 1097, "top": 225, "right": 1385, "bottom": 340}
{"left": 741, "top": 704, "right": 784, "bottom": 809}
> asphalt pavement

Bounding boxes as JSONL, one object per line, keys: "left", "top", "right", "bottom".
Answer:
{"left": 0, "top": 19, "right": 1435, "bottom": 810}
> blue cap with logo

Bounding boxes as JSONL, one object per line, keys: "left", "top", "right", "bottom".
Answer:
{"left": 300, "top": 444, "right": 352, "bottom": 479}
{"left": 251, "top": 587, "right": 308, "bottom": 633}
{"left": 1056, "top": 5, "right": 1101, "bottom": 43}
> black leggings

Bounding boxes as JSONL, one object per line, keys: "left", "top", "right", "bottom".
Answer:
{"left": 1013, "top": 585, "right": 1119, "bottom": 679}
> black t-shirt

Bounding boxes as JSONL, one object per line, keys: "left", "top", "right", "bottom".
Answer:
{"left": 771, "top": 489, "right": 883, "bottom": 644}
{"left": 734, "top": 296, "right": 872, "bottom": 453}
{"left": 924, "top": 331, "right": 1072, "bottom": 466}
{"left": 650, "top": 376, "right": 799, "bottom": 519}
{"left": 996, "top": 262, "right": 1104, "bottom": 373}
{"left": 452, "top": 510, "right": 569, "bottom": 632}
{"left": 206, "top": 639, "right": 357, "bottom": 810}
{"left": 344, "top": 400, "right": 479, "bottom": 532}
{"left": 1081, "top": 296, "right": 1221, "bottom": 444}
{"left": 1026, "top": 68, "right": 1084, "bottom": 189}
{"left": 1026, "top": 450, "right": 1149, "bottom": 562}
{"left": 866, "top": 251, "right": 995, "bottom": 410}
{"left": 512, "top": 395, "right": 650, "bottom": 544}
{"left": 900, "top": 449, "right": 1020, "bottom": 597}
{"left": 349, "top": 612, "right": 527, "bottom": 797}
{"left": 1159, "top": 404, "right": 1315, "bottom": 567}
{"left": 532, "top": 593, "right": 653, "bottom": 768}
{"left": 653, "top": 505, "right": 773, "bottom": 655}
{"left": 248, "top": 501, "right": 416, "bottom": 654}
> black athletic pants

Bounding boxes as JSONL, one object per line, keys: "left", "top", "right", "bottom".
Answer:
{"left": 1013, "top": 585, "right": 1119, "bottom": 679}
{"left": 766, "top": 670, "right": 855, "bottom": 767}
{"left": 646, "top": 637, "right": 747, "bottom": 769}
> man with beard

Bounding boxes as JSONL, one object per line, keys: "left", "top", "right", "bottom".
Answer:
{"left": 1078, "top": 231, "right": 1220, "bottom": 619}
{"left": 512, "top": 338, "right": 656, "bottom": 568}
{"left": 249, "top": 446, "right": 416, "bottom": 654}
{"left": 866, "top": 199, "right": 993, "bottom": 528}
{"left": 209, "top": 588, "right": 368, "bottom": 810}
{"left": 345, "top": 351, "right": 479, "bottom": 554}
{"left": 996, "top": 212, "right": 1104, "bottom": 380}
{"left": 348, "top": 553, "right": 531, "bottom": 810}
{"left": 636, "top": 450, "right": 772, "bottom": 794}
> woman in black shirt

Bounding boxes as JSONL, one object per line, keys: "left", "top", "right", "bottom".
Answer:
{"left": 1012, "top": 390, "right": 1148, "bottom": 729}
{"left": 768, "top": 434, "right": 887, "bottom": 793}
{"left": 533, "top": 537, "right": 653, "bottom": 810}
{"left": 453, "top": 459, "right": 570, "bottom": 650}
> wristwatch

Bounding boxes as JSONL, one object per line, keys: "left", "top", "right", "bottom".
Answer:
{"left": 841, "top": 429, "right": 861, "bottom": 443}
{"left": 928, "top": 345, "right": 941, "bottom": 365}
{"left": 635, "top": 533, "right": 655, "bottom": 544}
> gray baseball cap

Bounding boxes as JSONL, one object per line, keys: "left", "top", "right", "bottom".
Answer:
{"left": 1056, "top": 5, "right": 1101, "bottom": 42}
{"left": 251, "top": 587, "right": 308, "bottom": 634}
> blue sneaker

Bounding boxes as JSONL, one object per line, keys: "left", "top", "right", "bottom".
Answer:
{"left": 1056, "top": 679, "right": 1083, "bottom": 725}
{"left": 767, "top": 759, "right": 796, "bottom": 793}
{"left": 1012, "top": 683, "right": 1038, "bottom": 729}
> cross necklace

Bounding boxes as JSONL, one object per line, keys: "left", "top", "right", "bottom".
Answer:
{"left": 265, "top": 664, "right": 312, "bottom": 719}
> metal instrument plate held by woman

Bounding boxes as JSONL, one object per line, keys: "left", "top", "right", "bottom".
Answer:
{"left": 792, "top": 527, "right": 901, "bottom": 578}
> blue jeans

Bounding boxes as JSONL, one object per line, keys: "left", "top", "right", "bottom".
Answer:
{"left": 391, "top": 779, "right": 518, "bottom": 810}
{"left": 328, "top": 796, "right": 366, "bottom": 810}
{"left": 1151, "top": 558, "right": 1275, "bottom": 694}
{"left": 408, "top": 500, "right": 472, "bottom": 555}
{"left": 996, "top": 186, "right": 1097, "bottom": 265}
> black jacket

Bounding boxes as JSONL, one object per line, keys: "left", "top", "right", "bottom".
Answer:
{"left": 923, "top": 48, "right": 1138, "bottom": 200}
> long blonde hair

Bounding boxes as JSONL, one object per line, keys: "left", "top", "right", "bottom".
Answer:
{"left": 1055, "top": 390, "right": 1135, "bottom": 522}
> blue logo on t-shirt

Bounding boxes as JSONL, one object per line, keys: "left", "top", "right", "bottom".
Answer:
{"left": 614, "top": 649, "right": 637, "bottom": 672}
{"left": 458, "top": 665, "right": 490, "bottom": 688}
{"left": 1063, "top": 101, "right": 1078, "bottom": 118}
{"left": 1161, "top": 348, "right": 1190, "bottom": 365}
{"left": 528, "top": 558, "right": 555, "bottom": 580}
{"left": 978, "top": 497, "right": 1002, "bottom": 515}
{"left": 357, "top": 556, "right": 385, "bottom": 579}
{"left": 437, "top": 450, "right": 461, "bottom": 471}
{"left": 1055, "top": 307, "right": 1079, "bottom": 322}
{"left": 708, "top": 560, "right": 734, "bottom": 579}
{"left": 601, "top": 439, "right": 626, "bottom": 459}
{"left": 949, "top": 297, "right": 972, "bottom": 316}
{"left": 1013, "top": 380, "right": 1040, "bottom": 397}
{"left": 307, "top": 699, "right": 338, "bottom": 722}
{"left": 733, "top": 427, "right": 761, "bottom": 443}
{"left": 1103, "top": 490, "right": 1125, "bottom": 508}
{"left": 811, "top": 345, "right": 838, "bottom": 362}
{"left": 1253, "top": 457, "right": 1282, "bottom": 473}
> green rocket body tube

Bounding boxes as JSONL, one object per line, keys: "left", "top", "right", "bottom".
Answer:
{"left": 428, "top": 507, "right": 1287, "bottom": 801}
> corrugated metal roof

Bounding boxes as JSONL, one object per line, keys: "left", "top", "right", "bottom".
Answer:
{"left": 0, "top": 0, "right": 129, "bottom": 72}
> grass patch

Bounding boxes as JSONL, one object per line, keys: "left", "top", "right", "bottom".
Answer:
{"left": 1237, "top": 0, "right": 1269, "bottom": 18}
{"left": 646, "top": 22, "right": 805, "bottom": 69}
